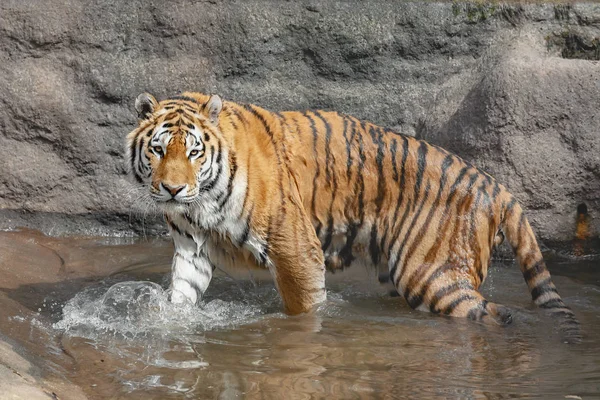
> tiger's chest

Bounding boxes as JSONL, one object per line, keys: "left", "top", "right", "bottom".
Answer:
{"left": 169, "top": 210, "right": 272, "bottom": 272}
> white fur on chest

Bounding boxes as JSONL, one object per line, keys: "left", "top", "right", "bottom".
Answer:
{"left": 167, "top": 172, "right": 274, "bottom": 272}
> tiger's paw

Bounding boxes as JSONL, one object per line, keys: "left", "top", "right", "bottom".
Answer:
{"left": 483, "top": 303, "right": 513, "bottom": 326}
{"left": 170, "top": 280, "right": 198, "bottom": 305}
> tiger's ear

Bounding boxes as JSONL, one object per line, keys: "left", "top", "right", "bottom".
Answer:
{"left": 203, "top": 95, "right": 222, "bottom": 124}
{"left": 135, "top": 93, "right": 158, "bottom": 120}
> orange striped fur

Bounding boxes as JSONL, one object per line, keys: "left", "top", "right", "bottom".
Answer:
{"left": 126, "top": 92, "right": 580, "bottom": 340}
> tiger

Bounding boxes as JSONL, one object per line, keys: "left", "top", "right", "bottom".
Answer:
{"left": 126, "top": 91, "right": 580, "bottom": 340}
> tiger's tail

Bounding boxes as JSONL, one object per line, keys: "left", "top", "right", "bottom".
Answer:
{"left": 500, "top": 195, "right": 581, "bottom": 343}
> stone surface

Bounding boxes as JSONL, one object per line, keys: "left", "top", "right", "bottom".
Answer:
{"left": 0, "top": 1, "right": 599, "bottom": 241}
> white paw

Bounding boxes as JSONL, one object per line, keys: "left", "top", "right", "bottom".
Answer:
{"left": 170, "top": 290, "right": 189, "bottom": 304}
{"left": 170, "top": 281, "right": 198, "bottom": 305}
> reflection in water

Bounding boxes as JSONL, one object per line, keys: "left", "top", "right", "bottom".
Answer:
{"left": 54, "top": 271, "right": 600, "bottom": 399}
{"left": 0, "top": 230, "right": 598, "bottom": 399}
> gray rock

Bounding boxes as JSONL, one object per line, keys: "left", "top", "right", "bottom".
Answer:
{"left": 0, "top": 1, "right": 598, "bottom": 242}
{"left": 420, "top": 29, "right": 600, "bottom": 241}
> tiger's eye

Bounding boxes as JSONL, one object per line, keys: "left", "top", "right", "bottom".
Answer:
{"left": 153, "top": 146, "right": 163, "bottom": 154}
{"left": 189, "top": 149, "right": 202, "bottom": 157}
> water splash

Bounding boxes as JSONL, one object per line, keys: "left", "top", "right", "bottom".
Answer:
{"left": 53, "top": 280, "right": 267, "bottom": 339}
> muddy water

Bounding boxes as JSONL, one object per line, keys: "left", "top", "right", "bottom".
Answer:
{"left": 0, "top": 229, "right": 599, "bottom": 399}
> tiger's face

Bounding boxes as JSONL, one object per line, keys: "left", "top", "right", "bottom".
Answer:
{"left": 127, "top": 93, "right": 224, "bottom": 208}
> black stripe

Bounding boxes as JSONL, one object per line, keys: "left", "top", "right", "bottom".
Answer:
{"left": 391, "top": 182, "right": 431, "bottom": 286}
{"left": 317, "top": 111, "right": 333, "bottom": 185}
{"left": 399, "top": 136, "right": 409, "bottom": 189}
{"left": 506, "top": 197, "right": 517, "bottom": 213}
{"left": 388, "top": 199, "right": 412, "bottom": 285}
{"left": 342, "top": 116, "right": 353, "bottom": 181}
{"left": 321, "top": 215, "right": 334, "bottom": 251}
{"left": 379, "top": 216, "right": 390, "bottom": 262}
{"left": 339, "top": 119, "right": 370, "bottom": 267}
{"left": 167, "top": 219, "right": 195, "bottom": 242}
{"left": 274, "top": 113, "right": 288, "bottom": 227}
{"left": 539, "top": 298, "right": 567, "bottom": 309}
{"left": 550, "top": 309, "right": 577, "bottom": 318}
{"left": 387, "top": 135, "right": 411, "bottom": 241}
{"left": 406, "top": 263, "right": 456, "bottom": 312}
{"left": 413, "top": 141, "right": 429, "bottom": 208}
{"left": 369, "top": 223, "right": 380, "bottom": 265}
{"left": 429, "top": 281, "right": 466, "bottom": 313}
{"left": 340, "top": 118, "right": 366, "bottom": 265}
{"left": 467, "top": 177, "right": 487, "bottom": 278}
{"left": 522, "top": 260, "right": 546, "bottom": 282}
{"left": 370, "top": 126, "right": 386, "bottom": 207}
{"left": 218, "top": 151, "right": 238, "bottom": 210}
{"left": 199, "top": 140, "right": 223, "bottom": 194}
{"left": 514, "top": 211, "right": 526, "bottom": 250}
{"left": 167, "top": 95, "right": 199, "bottom": 104}
{"left": 130, "top": 133, "right": 143, "bottom": 183}
{"left": 259, "top": 215, "right": 272, "bottom": 265}
{"left": 243, "top": 106, "right": 286, "bottom": 231}
{"left": 531, "top": 278, "right": 558, "bottom": 301}
{"left": 229, "top": 107, "right": 248, "bottom": 128}
{"left": 314, "top": 111, "right": 339, "bottom": 252}
{"left": 443, "top": 295, "right": 477, "bottom": 315}
{"left": 243, "top": 105, "right": 276, "bottom": 142}
{"left": 176, "top": 252, "right": 214, "bottom": 275}
{"left": 477, "top": 178, "right": 492, "bottom": 211}
{"left": 238, "top": 205, "right": 254, "bottom": 247}
{"left": 348, "top": 118, "right": 358, "bottom": 181}
{"left": 305, "top": 112, "right": 321, "bottom": 224}
{"left": 228, "top": 113, "right": 239, "bottom": 130}
{"left": 390, "top": 138, "right": 399, "bottom": 182}
{"left": 401, "top": 156, "right": 454, "bottom": 299}
{"left": 388, "top": 199, "right": 412, "bottom": 283}
{"left": 491, "top": 182, "right": 501, "bottom": 202}
{"left": 368, "top": 125, "right": 386, "bottom": 265}
{"left": 340, "top": 222, "right": 359, "bottom": 267}
{"left": 406, "top": 292, "right": 424, "bottom": 309}
{"left": 356, "top": 127, "right": 366, "bottom": 217}
{"left": 446, "top": 167, "right": 470, "bottom": 205}
{"left": 137, "top": 133, "right": 151, "bottom": 177}
{"left": 183, "top": 211, "right": 194, "bottom": 226}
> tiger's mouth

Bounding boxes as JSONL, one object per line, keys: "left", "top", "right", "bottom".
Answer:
{"left": 152, "top": 194, "right": 198, "bottom": 204}
{"left": 149, "top": 182, "right": 199, "bottom": 204}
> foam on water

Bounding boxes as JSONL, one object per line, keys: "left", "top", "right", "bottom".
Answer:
{"left": 53, "top": 280, "right": 267, "bottom": 339}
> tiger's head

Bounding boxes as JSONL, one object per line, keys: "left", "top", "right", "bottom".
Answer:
{"left": 126, "top": 92, "right": 226, "bottom": 209}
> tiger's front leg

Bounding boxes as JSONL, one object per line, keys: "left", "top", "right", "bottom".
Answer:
{"left": 267, "top": 192, "right": 327, "bottom": 315}
{"left": 170, "top": 241, "right": 214, "bottom": 305}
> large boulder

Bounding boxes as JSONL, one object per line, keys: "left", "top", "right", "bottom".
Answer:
{"left": 419, "top": 28, "right": 600, "bottom": 242}
{"left": 0, "top": 1, "right": 598, "bottom": 241}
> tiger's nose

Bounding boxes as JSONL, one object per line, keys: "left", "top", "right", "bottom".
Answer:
{"left": 161, "top": 183, "right": 186, "bottom": 196}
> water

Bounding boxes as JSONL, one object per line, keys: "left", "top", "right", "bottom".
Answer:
{"left": 1, "top": 230, "right": 599, "bottom": 399}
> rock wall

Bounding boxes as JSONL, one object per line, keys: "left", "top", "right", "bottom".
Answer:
{"left": 0, "top": 0, "right": 599, "bottom": 241}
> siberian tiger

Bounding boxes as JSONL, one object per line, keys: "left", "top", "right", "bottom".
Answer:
{"left": 126, "top": 92, "right": 580, "bottom": 340}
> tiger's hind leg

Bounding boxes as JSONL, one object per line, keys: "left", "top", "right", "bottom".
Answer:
{"left": 393, "top": 262, "right": 513, "bottom": 326}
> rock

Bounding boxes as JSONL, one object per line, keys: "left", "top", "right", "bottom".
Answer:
{"left": 0, "top": 335, "right": 89, "bottom": 400}
{"left": 0, "top": 1, "right": 598, "bottom": 242}
{"left": 419, "top": 29, "right": 600, "bottom": 242}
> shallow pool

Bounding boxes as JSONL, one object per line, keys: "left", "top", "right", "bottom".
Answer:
{"left": 1, "top": 230, "right": 598, "bottom": 399}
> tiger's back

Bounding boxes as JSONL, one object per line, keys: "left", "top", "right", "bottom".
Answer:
{"left": 282, "top": 111, "right": 494, "bottom": 277}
